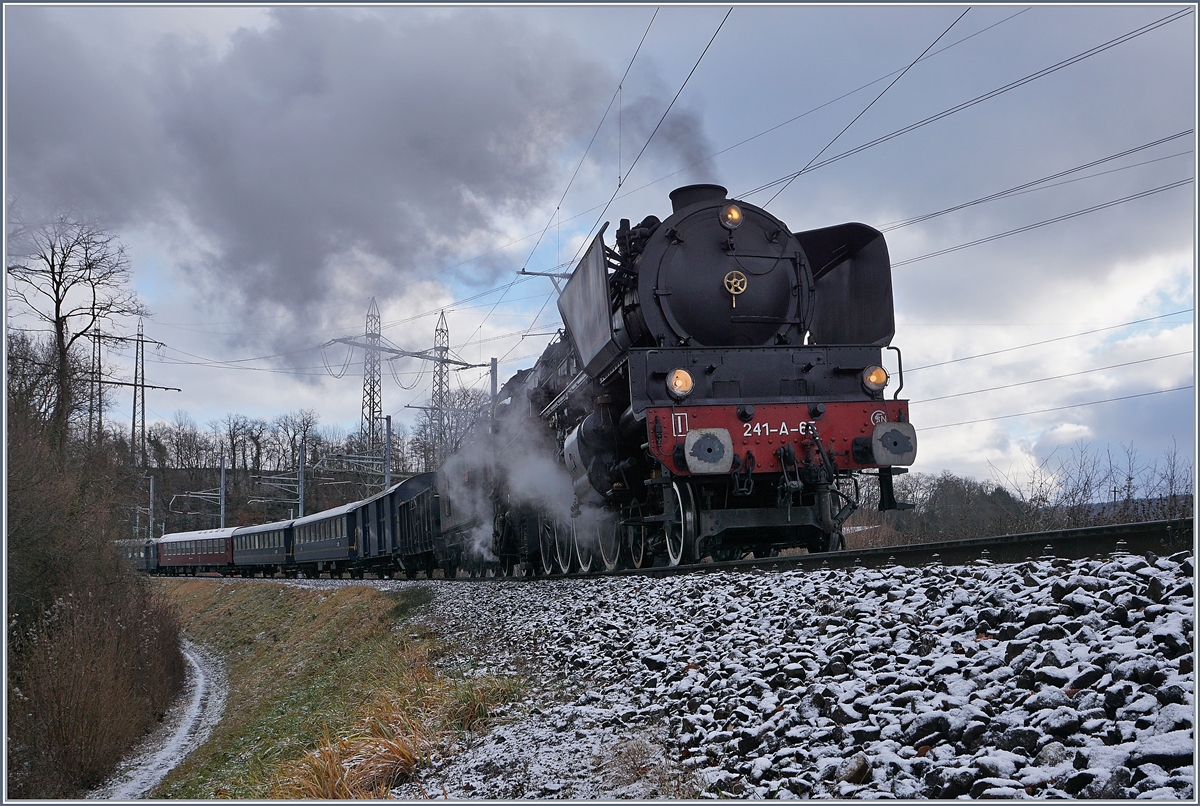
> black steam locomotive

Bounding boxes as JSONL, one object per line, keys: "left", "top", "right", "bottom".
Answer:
{"left": 148, "top": 184, "right": 915, "bottom": 579}
{"left": 438, "top": 183, "right": 916, "bottom": 574}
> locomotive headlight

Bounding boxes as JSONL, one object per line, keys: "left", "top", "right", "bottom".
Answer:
{"left": 666, "top": 368, "right": 695, "bottom": 400}
{"left": 862, "top": 365, "right": 889, "bottom": 393}
{"left": 719, "top": 202, "right": 744, "bottom": 231}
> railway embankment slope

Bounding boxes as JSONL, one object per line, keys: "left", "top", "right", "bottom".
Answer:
{"left": 148, "top": 579, "right": 519, "bottom": 798}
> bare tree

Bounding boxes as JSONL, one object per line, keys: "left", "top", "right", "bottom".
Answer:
{"left": 7, "top": 214, "right": 146, "bottom": 460}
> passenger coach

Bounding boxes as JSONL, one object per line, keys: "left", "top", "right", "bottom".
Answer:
{"left": 292, "top": 501, "right": 359, "bottom": 578}
{"left": 157, "top": 527, "right": 236, "bottom": 576}
{"left": 233, "top": 519, "right": 294, "bottom": 578}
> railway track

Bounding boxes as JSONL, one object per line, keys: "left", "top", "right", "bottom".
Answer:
{"left": 567, "top": 517, "right": 1195, "bottom": 580}
{"left": 165, "top": 518, "right": 1193, "bottom": 584}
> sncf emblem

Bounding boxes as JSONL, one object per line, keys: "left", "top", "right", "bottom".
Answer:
{"left": 871, "top": 410, "right": 888, "bottom": 425}
{"left": 672, "top": 412, "right": 689, "bottom": 436}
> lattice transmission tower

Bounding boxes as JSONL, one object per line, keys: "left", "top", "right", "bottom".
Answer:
{"left": 325, "top": 306, "right": 485, "bottom": 474}
{"left": 131, "top": 320, "right": 147, "bottom": 466}
{"left": 360, "top": 297, "right": 383, "bottom": 452}
{"left": 432, "top": 311, "right": 450, "bottom": 466}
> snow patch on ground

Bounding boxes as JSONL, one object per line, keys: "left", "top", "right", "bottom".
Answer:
{"left": 87, "top": 640, "right": 227, "bottom": 800}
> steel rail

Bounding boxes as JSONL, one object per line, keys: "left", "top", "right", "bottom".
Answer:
{"left": 153, "top": 518, "right": 1193, "bottom": 583}
{"left": 556, "top": 517, "right": 1194, "bottom": 580}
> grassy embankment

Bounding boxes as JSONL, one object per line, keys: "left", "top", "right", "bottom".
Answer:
{"left": 152, "top": 579, "right": 520, "bottom": 799}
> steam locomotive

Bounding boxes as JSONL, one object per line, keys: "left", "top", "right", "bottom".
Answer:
{"left": 440, "top": 183, "right": 916, "bottom": 574}
{"left": 146, "top": 184, "right": 915, "bottom": 578}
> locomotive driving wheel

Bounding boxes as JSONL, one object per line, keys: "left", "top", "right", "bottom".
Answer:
{"left": 539, "top": 517, "right": 557, "bottom": 576}
{"left": 574, "top": 525, "right": 594, "bottom": 574}
{"left": 627, "top": 503, "right": 648, "bottom": 569}
{"left": 555, "top": 520, "right": 575, "bottom": 574}
{"left": 665, "top": 482, "right": 699, "bottom": 567}
{"left": 596, "top": 518, "right": 623, "bottom": 572}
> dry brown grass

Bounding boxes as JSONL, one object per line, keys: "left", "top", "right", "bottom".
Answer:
{"left": 270, "top": 661, "right": 523, "bottom": 798}
{"left": 271, "top": 715, "right": 429, "bottom": 799}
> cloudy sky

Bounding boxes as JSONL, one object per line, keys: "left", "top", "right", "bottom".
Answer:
{"left": 5, "top": 4, "right": 1196, "bottom": 486}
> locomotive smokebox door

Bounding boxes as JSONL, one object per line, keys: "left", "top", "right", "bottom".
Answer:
{"left": 684, "top": 428, "right": 734, "bottom": 474}
{"left": 871, "top": 421, "right": 917, "bottom": 466}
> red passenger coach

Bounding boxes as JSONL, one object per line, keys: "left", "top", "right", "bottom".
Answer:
{"left": 156, "top": 527, "right": 237, "bottom": 576}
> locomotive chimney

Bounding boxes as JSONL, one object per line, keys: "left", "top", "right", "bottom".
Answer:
{"left": 669, "top": 184, "right": 728, "bottom": 213}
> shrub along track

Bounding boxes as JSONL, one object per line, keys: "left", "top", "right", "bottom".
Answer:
{"left": 88, "top": 641, "right": 226, "bottom": 799}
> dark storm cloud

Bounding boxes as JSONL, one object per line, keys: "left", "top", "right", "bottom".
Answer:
{"left": 6, "top": 7, "right": 714, "bottom": 350}
{"left": 5, "top": 7, "right": 162, "bottom": 226}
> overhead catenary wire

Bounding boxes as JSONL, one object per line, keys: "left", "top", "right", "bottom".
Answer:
{"left": 136, "top": 217, "right": 1191, "bottom": 379}
{"left": 499, "top": 9, "right": 733, "bottom": 366}
{"left": 338, "top": 6, "right": 1030, "bottom": 309}
{"left": 143, "top": 6, "right": 1183, "bottom": 357}
{"left": 464, "top": 9, "right": 660, "bottom": 353}
{"left": 764, "top": 7, "right": 971, "bottom": 208}
{"left": 569, "top": 7, "right": 733, "bottom": 268}
{"left": 133, "top": 10, "right": 1187, "bottom": 356}
{"left": 891, "top": 178, "right": 1193, "bottom": 267}
{"left": 739, "top": 8, "right": 1193, "bottom": 200}
{"left": 921, "top": 386, "right": 1193, "bottom": 431}
{"left": 911, "top": 351, "right": 1193, "bottom": 403}
{"left": 906, "top": 309, "right": 1193, "bottom": 372}
{"left": 117, "top": 10, "right": 1192, "bottom": 427}
{"left": 879, "top": 131, "right": 1193, "bottom": 231}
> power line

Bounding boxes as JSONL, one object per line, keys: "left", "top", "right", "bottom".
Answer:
{"left": 879, "top": 130, "right": 1193, "bottom": 232}
{"left": 497, "top": 9, "right": 734, "bottom": 366}
{"left": 569, "top": 7, "right": 733, "bottom": 268}
{"left": 467, "top": 9, "right": 661, "bottom": 352}
{"left": 764, "top": 7, "right": 971, "bottom": 208}
{"left": 739, "top": 8, "right": 1192, "bottom": 199}
{"left": 129, "top": 7, "right": 1183, "bottom": 363}
{"left": 274, "top": 7, "right": 1032, "bottom": 313}
{"left": 891, "top": 178, "right": 1192, "bottom": 267}
{"left": 912, "top": 351, "right": 1193, "bottom": 403}
{"left": 519, "top": 8, "right": 659, "bottom": 274}
{"left": 122, "top": 10, "right": 1185, "bottom": 366}
{"left": 921, "top": 385, "right": 1192, "bottom": 430}
{"left": 906, "top": 309, "right": 1193, "bottom": 372}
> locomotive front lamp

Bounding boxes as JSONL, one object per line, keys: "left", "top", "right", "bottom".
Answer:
{"left": 719, "top": 203, "right": 744, "bottom": 230}
{"left": 862, "top": 365, "right": 889, "bottom": 393}
{"left": 667, "top": 368, "right": 695, "bottom": 400}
